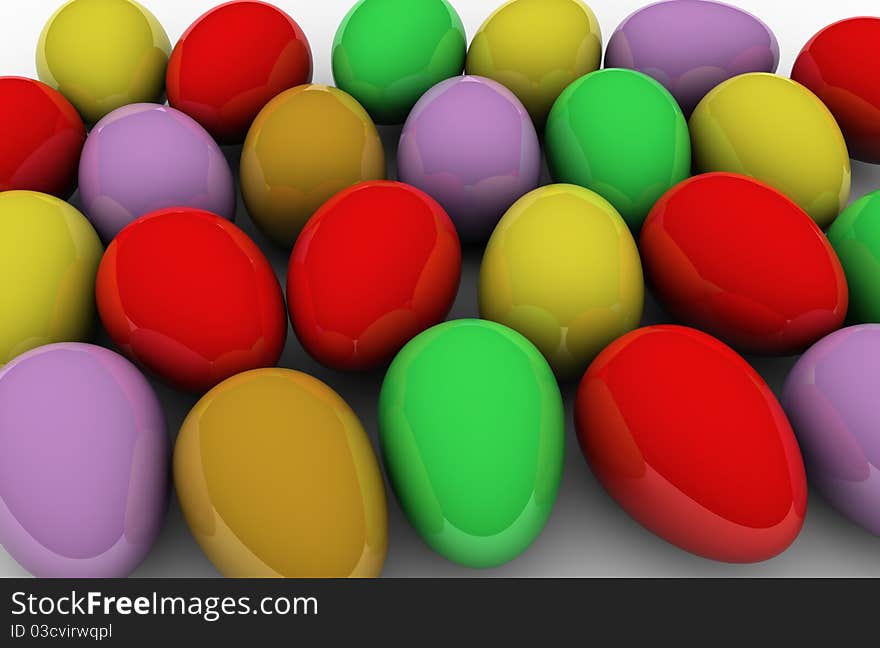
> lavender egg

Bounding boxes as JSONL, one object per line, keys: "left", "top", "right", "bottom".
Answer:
{"left": 783, "top": 325, "right": 880, "bottom": 537}
{"left": 605, "top": 0, "right": 779, "bottom": 115}
{"left": 0, "top": 343, "right": 168, "bottom": 577}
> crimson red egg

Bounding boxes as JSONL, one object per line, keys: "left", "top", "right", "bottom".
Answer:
{"left": 0, "top": 76, "right": 85, "bottom": 197}
{"left": 575, "top": 325, "right": 807, "bottom": 563}
{"left": 640, "top": 172, "right": 847, "bottom": 355}
{"left": 166, "top": 1, "right": 313, "bottom": 144}
{"left": 791, "top": 17, "right": 880, "bottom": 163}
{"left": 96, "top": 207, "right": 287, "bottom": 392}
{"left": 287, "top": 181, "right": 461, "bottom": 371}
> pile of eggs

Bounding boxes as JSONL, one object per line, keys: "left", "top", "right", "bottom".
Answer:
{"left": 2, "top": 0, "right": 880, "bottom": 578}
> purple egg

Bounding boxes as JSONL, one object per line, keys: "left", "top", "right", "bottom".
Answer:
{"left": 0, "top": 343, "right": 168, "bottom": 577}
{"left": 783, "top": 325, "right": 880, "bottom": 536}
{"left": 398, "top": 75, "right": 541, "bottom": 243}
{"left": 605, "top": 0, "right": 779, "bottom": 115}
{"left": 79, "top": 103, "right": 235, "bottom": 241}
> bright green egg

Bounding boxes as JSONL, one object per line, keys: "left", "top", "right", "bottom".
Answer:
{"left": 544, "top": 68, "right": 691, "bottom": 231}
{"left": 379, "top": 319, "right": 564, "bottom": 568}
{"left": 827, "top": 190, "right": 880, "bottom": 323}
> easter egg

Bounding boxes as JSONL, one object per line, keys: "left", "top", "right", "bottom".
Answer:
{"left": 288, "top": 181, "right": 461, "bottom": 371}
{"left": 0, "top": 343, "right": 167, "bottom": 577}
{"left": 0, "top": 191, "right": 102, "bottom": 365}
{"left": 0, "top": 77, "right": 85, "bottom": 197}
{"left": 241, "top": 85, "right": 385, "bottom": 247}
{"left": 641, "top": 173, "right": 848, "bottom": 354}
{"left": 690, "top": 73, "right": 850, "bottom": 229}
{"left": 792, "top": 18, "right": 880, "bottom": 164}
{"left": 828, "top": 190, "right": 880, "bottom": 323}
{"left": 36, "top": 0, "right": 171, "bottom": 124}
{"left": 783, "top": 325, "right": 880, "bottom": 536}
{"left": 96, "top": 207, "right": 286, "bottom": 392}
{"left": 332, "top": 0, "right": 466, "bottom": 124}
{"left": 79, "top": 103, "right": 235, "bottom": 242}
{"left": 605, "top": 0, "right": 779, "bottom": 116}
{"left": 379, "top": 319, "right": 564, "bottom": 568}
{"left": 397, "top": 76, "right": 541, "bottom": 243}
{"left": 166, "top": 1, "right": 313, "bottom": 144}
{"left": 545, "top": 69, "right": 691, "bottom": 231}
{"left": 175, "top": 368, "right": 388, "bottom": 577}
{"left": 466, "top": 0, "right": 602, "bottom": 128}
{"left": 480, "top": 185, "right": 644, "bottom": 378}
{"left": 575, "top": 325, "right": 807, "bottom": 562}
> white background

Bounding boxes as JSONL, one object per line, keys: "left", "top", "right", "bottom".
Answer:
{"left": 2, "top": 0, "right": 880, "bottom": 578}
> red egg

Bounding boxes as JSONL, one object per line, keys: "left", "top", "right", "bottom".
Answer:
{"left": 640, "top": 173, "right": 847, "bottom": 355}
{"left": 0, "top": 77, "right": 85, "bottom": 197}
{"left": 166, "top": 1, "right": 313, "bottom": 144}
{"left": 287, "top": 181, "right": 461, "bottom": 371}
{"left": 96, "top": 207, "right": 287, "bottom": 392}
{"left": 792, "top": 17, "right": 880, "bottom": 163}
{"left": 575, "top": 325, "right": 807, "bottom": 563}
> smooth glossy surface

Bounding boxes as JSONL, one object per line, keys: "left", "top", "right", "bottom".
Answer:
{"left": 79, "top": 103, "right": 235, "bottom": 242}
{"left": 641, "top": 173, "right": 848, "bottom": 354}
{"left": 828, "top": 191, "right": 880, "bottom": 323}
{"left": 0, "top": 191, "right": 102, "bottom": 365}
{"left": 690, "top": 73, "right": 850, "bottom": 229}
{"left": 783, "top": 325, "right": 880, "bottom": 536}
{"left": 96, "top": 208, "right": 286, "bottom": 392}
{"left": 605, "top": 0, "right": 779, "bottom": 116}
{"left": 576, "top": 325, "right": 807, "bottom": 563}
{"left": 36, "top": 0, "right": 171, "bottom": 123}
{"left": 545, "top": 69, "right": 691, "bottom": 231}
{"left": 379, "top": 319, "right": 564, "bottom": 568}
{"left": 480, "top": 185, "right": 644, "bottom": 378}
{"left": 398, "top": 76, "right": 540, "bottom": 243}
{"left": 332, "top": 0, "right": 466, "bottom": 124}
{"left": 288, "top": 181, "right": 460, "bottom": 371}
{"left": 792, "top": 18, "right": 880, "bottom": 164}
{"left": 0, "top": 77, "right": 85, "bottom": 197}
{"left": 166, "top": 1, "right": 313, "bottom": 144}
{"left": 241, "top": 85, "right": 385, "bottom": 247}
{"left": 175, "top": 369, "right": 388, "bottom": 577}
{"left": 0, "top": 343, "right": 167, "bottom": 577}
{"left": 466, "top": 0, "right": 602, "bottom": 128}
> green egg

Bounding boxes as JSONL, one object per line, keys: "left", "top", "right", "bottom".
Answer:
{"left": 828, "top": 190, "right": 880, "bottom": 323}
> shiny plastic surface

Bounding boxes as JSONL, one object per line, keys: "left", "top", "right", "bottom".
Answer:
{"left": 828, "top": 190, "right": 880, "bottom": 323}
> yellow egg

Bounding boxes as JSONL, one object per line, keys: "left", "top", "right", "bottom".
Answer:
{"left": 36, "top": 0, "right": 171, "bottom": 124}
{"left": 0, "top": 191, "right": 103, "bottom": 364}
{"left": 174, "top": 369, "right": 388, "bottom": 578}
{"left": 479, "top": 184, "right": 644, "bottom": 378}
{"left": 690, "top": 73, "right": 851, "bottom": 229}
{"left": 466, "top": 0, "right": 602, "bottom": 128}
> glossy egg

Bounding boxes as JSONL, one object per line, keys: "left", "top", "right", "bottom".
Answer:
{"left": 241, "top": 85, "right": 386, "bottom": 247}
{"left": 0, "top": 343, "right": 167, "bottom": 577}
{"left": 466, "top": 0, "right": 602, "bottom": 128}
{"left": 79, "top": 103, "right": 236, "bottom": 242}
{"left": 641, "top": 173, "right": 848, "bottom": 354}
{"left": 480, "top": 184, "right": 644, "bottom": 378}
{"left": 166, "top": 1, "right": 313, "bottom": 144}
{"left": 288, "top": 181, "right": 461, "bottom": 371}
{"left": 398, "top": 76, "right": 541, "bottom": 243}
{"left": 36, "top": 0, "right": 171, "bottom": 124}
{"left": 379, "top": 319, "right": 564, "bottom": 568}
{"left": 332, "top": 0, "right": 466, "bottom": 124}
{"left": 0, "top": 77, "right": 85, "bottom": 197}
{"left": 175, "top": 368, "right": 388, "bottom": 577}
{"left": 783, "top": 325, "right": 880, "bottom": 535}
{"left": 96, "top": 207, "right": 286, "bottom": 393}
{"left": 792, "top": 18, "right": 880, "bottom": 164}
{"left": 828, "top": 190, "right": 880, "bottom": 323}
{"left": 576, "top": 325, "right": 807, "bottom": 563}
{"left": 545, "top": 68, "right": 691, "bottom": 231}
{"left": 605, "top": 0, "right": 779, "bottom": 116}
{"left": 0, "top": 191, "right": 102, "bottom": 365}
{"left": 690, "top": 73, "right": 850, "bottom": 229}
